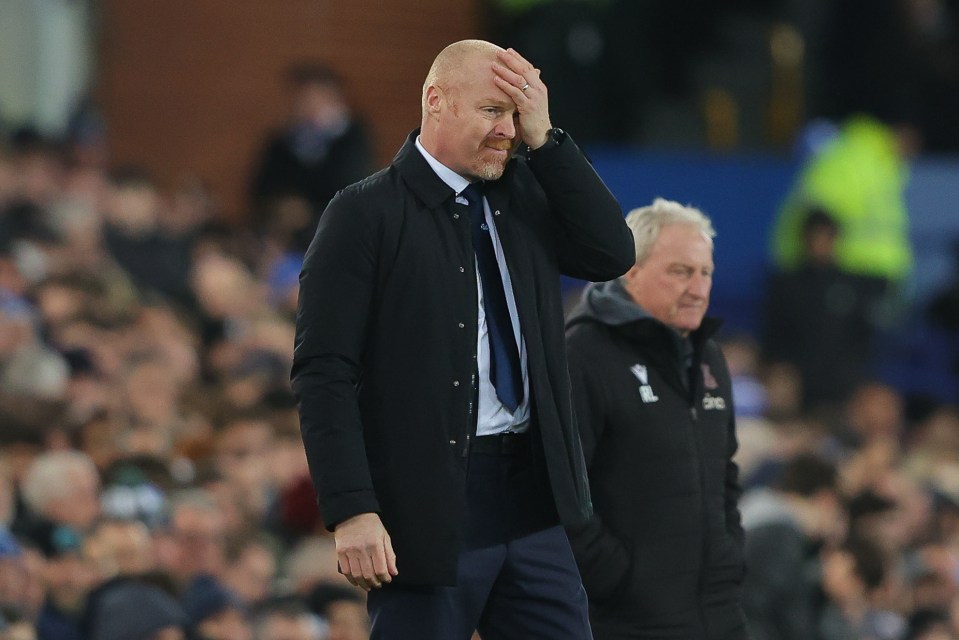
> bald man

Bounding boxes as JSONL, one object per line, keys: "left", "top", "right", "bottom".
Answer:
{"left": 292, "top": 40, "right": 634, "bottom": 639}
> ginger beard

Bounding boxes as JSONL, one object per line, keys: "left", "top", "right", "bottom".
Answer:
{"left": 474, "top": 136, "right": 517, "bottom": 181}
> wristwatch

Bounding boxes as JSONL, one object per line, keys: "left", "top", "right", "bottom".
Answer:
{"left": 527, "top": 127, "right": 566, "bottom": 159}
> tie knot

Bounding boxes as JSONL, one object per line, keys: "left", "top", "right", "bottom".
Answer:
{"left": 461, "top": 183, "right": 484, "bottom": 206}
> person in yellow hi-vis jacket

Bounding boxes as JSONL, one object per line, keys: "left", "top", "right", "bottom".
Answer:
{"left": 771, "top": 114, "right": 916, "bottom": 294}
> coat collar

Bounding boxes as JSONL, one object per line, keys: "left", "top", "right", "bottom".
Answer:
{"left": 392, "top": 129, "right": 518, "bottom": 210}
{"left": 393, "top": 129, "right": 455, "bottom": 209}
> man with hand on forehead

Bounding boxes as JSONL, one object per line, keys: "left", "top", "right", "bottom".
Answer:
{"left": 292, "top": 39, "right": 633, "bottom": 639}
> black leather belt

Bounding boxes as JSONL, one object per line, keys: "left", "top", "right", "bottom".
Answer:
{"left": 471, "top": 432, "right": 530, "bottom": 455}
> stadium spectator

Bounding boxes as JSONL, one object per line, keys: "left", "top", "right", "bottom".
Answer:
{"left": 740, "top": 453, "right": 844, "bottom": 639}
{"left": 762, "top": 209, "right": 880, "bottom": 413}
{"left": 249, "top": 61, "right": 373, "bottom": 253}
{"left": 770, "top": 114, "right": 916, "bottom": 328}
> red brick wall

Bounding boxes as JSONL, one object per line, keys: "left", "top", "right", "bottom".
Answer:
{"left": 96, "top": 0, "right": 480, "bottom": 220}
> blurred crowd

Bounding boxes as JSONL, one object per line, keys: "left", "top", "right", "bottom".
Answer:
{"left": 0, "top": 70, "right": 375, "bottom": 639}
{"left": 3, "top": 109, "right": 959, "bottom": 640}
{"left": 1, "top": 4, "right": 959, "bottom": 638}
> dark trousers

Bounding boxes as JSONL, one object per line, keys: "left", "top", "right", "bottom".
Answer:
{"left": 367, "top": 436, "right": 593, "bottom": 640}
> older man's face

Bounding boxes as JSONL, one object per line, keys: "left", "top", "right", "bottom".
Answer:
{"left": 623, "top": 223, "right": 713, "bottom": 336}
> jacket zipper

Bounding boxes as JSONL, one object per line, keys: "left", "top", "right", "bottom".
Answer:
{"left": 690, "top": 402, "right": 711, "bottom": 635}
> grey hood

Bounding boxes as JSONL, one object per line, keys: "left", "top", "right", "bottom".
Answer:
{"left": 566, "top": 279, "right": 651, "bottom": 328}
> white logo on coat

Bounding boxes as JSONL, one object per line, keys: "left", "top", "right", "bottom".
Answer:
{"left": 630, "top": 364, "right": 659, "bottom": 403}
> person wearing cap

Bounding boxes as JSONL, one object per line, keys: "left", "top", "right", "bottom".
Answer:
{"left": 180, "top": 574, "right": 253, "bottom": 640}
{"left": 86, "top": 578, "right": 188, "bottom": 640}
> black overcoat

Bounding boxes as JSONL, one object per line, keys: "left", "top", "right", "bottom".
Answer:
{"left": 292, "top": 129, "right": 634, "bottom": 585}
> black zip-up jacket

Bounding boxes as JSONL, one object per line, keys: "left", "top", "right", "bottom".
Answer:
{"left": 565, "top": 280, "right": 748, "bottom": 639}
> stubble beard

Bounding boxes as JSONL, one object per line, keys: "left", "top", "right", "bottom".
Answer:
{"left": 477, "top": 161, "right": 506, "bottom": 181}
{"left": 474, "top": 150, "right": 509, "bottom": 181}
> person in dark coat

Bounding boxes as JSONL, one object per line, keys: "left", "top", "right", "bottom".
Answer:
{"left": 739, "top": 453, "right": 843, "bottom": 640}
{"left": 249, "top": 61, "right": 374, "bottom": 253}
{"left": 565, "top": 198, "right": 748, "bottom": 639}
{"left": 761, "top": 209, "right": 879, "bottom": 413}
{"left": 291, "top": 39, "right": 633, "bottom": 640}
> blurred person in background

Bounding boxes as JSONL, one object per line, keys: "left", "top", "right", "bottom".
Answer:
{"left": 85, "top": 578, "right": 188, "bottom": 640}
{"left": 564, "top": 199, "right": 746, "bottom": 639}
{"left": 211, "top": 413, "right": 276, "bottom": 526}
{"left": 762, "top": 209, "right": 880, "bottom": 414}
{"left": 251, "top": 596, "right": 326, "bottom": 640}
{"left": 33, "top": 526, "right": 97, "bottom": 640}
{"left": 1, "top": 461, "right": 33, "bottom": 635}
{"left": 819, "top": 536, "right": 907, "bottom": 640}
{"left": 770, "top": 114, "right": 917, "bottom": 329}
{"left": 833, "top": 380, "right": 906, "bottom": 459}
{"left": 307, "top": 584, "right": 369, "bottom": 640}
{"left": 0, "top": 131, "right": 64, "bottom": 215}
{"left": 0, "top": 543, "right": 45, "bottom": 638}
{"left": 156, "top": 489, "right": 227, "bottom": 589}
{"left": 82, "top": 518, "right": 156, "bottom": 581}
{"left": 180, "top": 574, "right": 253, "bottom": 640}
{"left": 101, "top": 166, "right": 195, "bottom": 308}
{"left": 12, "top": 454, "right": 99, "bottom": 639}
{"left": 292, "top": 38, "right": 632, "bottom": 639}
{"left": 283, "top": 536, "right": 345, "bottom": 598}
{"left": 906, "top": 608, "right": 957, "bottom": 640}
{"left": 0, "top": 293, "right": 69, "bottom": 403}
{"left": 118, "top": 351, "right": 190, "bottom": 458}
{"left": 249, "top": 61, "right": 373, "bottom": 254}
{"left": 188, "top": 249, "right": 273, "bottom": 368}
{"left": 740, "top": 452, "right": 844, "bottom": 640}
{"left": 221, "top": 534, "right": 277, "bottom": 607}
{"left": 13, "top": 450, "right": 100, "bottom": 545}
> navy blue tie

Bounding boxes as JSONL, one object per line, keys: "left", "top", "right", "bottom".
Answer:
{"left": 462, "top": 183, "right": 523, "bottom": 412}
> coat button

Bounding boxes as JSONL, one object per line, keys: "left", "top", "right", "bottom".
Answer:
{"left": 449, "top": 439, "right": 457, "bottom": 445}
{"left": 459, "top": 266, "right": 465, "bottom": 273}
{"left": 453, "top": 380, "right": 460, "bottom": 387}
{"left": 453, "top": 213, "right": 459, "bottom": 219}
{"left": 494, "top": 210, "right": 501, "bottom": 216}
{"left": 458, "top": 322, "right": 465, "bottom": 329}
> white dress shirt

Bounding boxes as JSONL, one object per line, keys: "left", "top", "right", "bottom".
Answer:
{"left": 415, "top": 137, "right": 530, "bottom": 435}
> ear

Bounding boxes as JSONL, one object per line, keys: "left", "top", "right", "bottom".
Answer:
{"left": 622, "top": 263, "right": 641, "bottom": 282}
{"left": 425, "top": 86, "right": 443, "bottom": 117}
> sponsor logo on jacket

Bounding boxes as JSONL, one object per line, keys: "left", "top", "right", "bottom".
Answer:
{"left": 702, "top": 394, "right": 726, "bottom": 410}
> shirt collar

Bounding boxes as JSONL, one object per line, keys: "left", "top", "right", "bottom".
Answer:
{"left": 415, "top": 136, "right": 472, "bottom": 196}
